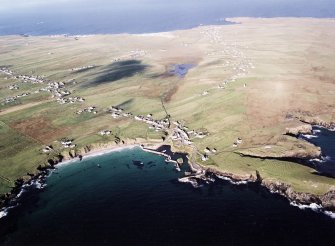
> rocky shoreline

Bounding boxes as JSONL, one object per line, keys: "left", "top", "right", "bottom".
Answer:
{"left": 1, "top": 139, "right": 335, "bottom": 219}
{"left": 191, "top": 166, "right": 335, "bottom": 215}
{"left": 0, "top": 161, "right": 56, "bottom": 218}
{"left": 186, "top": 155, "right": 335, "bottom": 215}
{"left": 298, "top": 117, "right": 335, "bottom": 131}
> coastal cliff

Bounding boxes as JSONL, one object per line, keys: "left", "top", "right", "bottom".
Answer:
{"left": 285, "top": 124, "right": 313, "bottom": 136}
{"left": 262, "top": 180, "right": 335, "bottom": 212}
{"left": 204, "top": 167, "right": 335, "bottom": 212}
{"left": 291, "top": 112, "right": 335, "bottom": 130}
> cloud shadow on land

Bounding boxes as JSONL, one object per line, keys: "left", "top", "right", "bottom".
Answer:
{"left": 116, "top": 99, "right": 134, "bottom": 109}
{"left": 83, "top": 60, "right": 148, "bottom": 87}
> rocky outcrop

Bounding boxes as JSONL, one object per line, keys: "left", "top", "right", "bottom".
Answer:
{"left": 285, "top": 187, "right": 321, "bottom": 204}
{"left": 260, "top": 180, "right": 335, "bottom": 210}
{"left": 285, "top": 147, "right": 321, "bottom": 160}
{"left": 205, "top": 168, "right": 258, "bottom": 183}
{"left": 203, "top": 166, "right": 335, "bottom": 211}
{"left": 297, "top": 116, "right": 335, "bottom": 130}
{"left": 285, "top": 124, "right": 312, "bottom": 136}
{"left": 320, "top": 190, "right": 335, "bottom": 212}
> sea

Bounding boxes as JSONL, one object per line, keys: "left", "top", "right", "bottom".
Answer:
{"left": 0, "top": 0, "right": 335, "bottom": 36}
{"left": 0, "top": 146, "right": 334, "bottom": 246}
{"left": 300, "top": 126, "right": 335, "bottom": 177}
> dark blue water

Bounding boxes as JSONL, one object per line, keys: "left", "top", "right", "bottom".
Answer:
{"left": 0, "top": 147, "right": 334, "bottom": 246}
{"left": 1, "top": 0, "right": 335, "bottom": 35}
{"left": 300, "top": 127, "right": 335, "bottom": 177}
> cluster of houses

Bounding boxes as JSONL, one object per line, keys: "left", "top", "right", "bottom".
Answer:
{"left": 17, "top": 74, "right": 45, "bottom": 84}
{"left": 56, "top": 96, "right": 85, "bottom": 105}
{"left": 226, "top": 47, "right": 254, "bottom": 78}
{"left": 52, "top": 89, "right": 71, "bottom": 98}
{"left": 60, "top": 139, "right": 76, "bottom": 148}
{"left": 112, "top": 57, "right": 122, "bottom": 62}
{"left": 1, "top": 67, "right": 90, "bottom": 111}
{"left": 42, "top": 140, "right": 76, "bottom": 152}
{"left": 233, "top": 138, "right": 243, "bottom": 147}
{"left": 200, "top": 147, "right": 217, "bottom": 162}
{"left": 76, "top": 106, "right": 97, "bottom": 115}
{"left": 16, "top": 92, "right": 30, "bottom": 98}
{"left": 201, "top": 27, "right": 223, "bottom": 44}
{"left": 107, "top": 106, "right": 171, "bottom": 133}
{"left": 201, "top": 91, "right": 209, "bottom": 96}
{"left": 108, "top": 106, "right": 127, "bottom": 119}
{"left": 205, "top": 147, "right": 217, "bottom": 154}
{"left": 187, "top": 129, "right": 208, "bottom": 139}
{"left": 42, "top": 81, "right": 87, "bottom": 106}
{"left": 209, "top": 34, "right": 254, "bottom": 72}
{"left": 108, "top": 106, "right": 170, "bottom": 134}
{"left": 171, "top": 121, "right": 192, "bottom": 145}
{"left": 31, "top": 81, "right": 73, "bottom": 100}
{"left": 1, "top": 67, "right": 86, "bottom": 107}
{"left": 170, "top": 121, "right": 210, "bottom": 146}
{"left": 135, "top": 114, "right": 169, "bottom": 132}
{"left": 0, "top": 67, "right": 47, "bottom": 84}
{"left": 193, "top": 36, "right": 254, "bottom": 98}
{"left": 129, "top": 49, "right": 147, "bottom": 58}
{"left": 70, "top": 65, "right": 96, "bottom": 72}
{"left": 1, "top": 67, "right": 71, "bottom": 105}
{"left": 99, "top": 130, "right": 112, "bottom": 136}
{"left": 8, "top": 84, "right": 19, "bottom": 90}
{"left": 0, "top": 67, "right": 14, "bottom": 76}
{"left": 42, "top": 145, "right": 53, "bottom": 153}
{"left": 2, "top": 97, "right": 16, "bottom": 104}
{"left": 2, "top": 92, "right": 30, "bottom": 105}
{"left": 44, "top": 81, "right": 64, "bottom": 92}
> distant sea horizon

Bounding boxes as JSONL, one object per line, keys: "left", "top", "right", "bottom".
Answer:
{"left": 0, "top": 0, "right": 335, "bottom": 36}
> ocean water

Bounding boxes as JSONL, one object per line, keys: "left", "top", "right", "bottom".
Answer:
{"left": 0, "top": 146, "right": 334, "bottom": 246}
{"left": 300, "top": 127, "right": 335, "bottom": 177}
{"left": 0, "top": 0, "right": 335, "bottom": 35}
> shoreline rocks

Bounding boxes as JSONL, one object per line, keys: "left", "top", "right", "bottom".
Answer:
{"left": 296, "top": 115, "right": 335, "bottom": 131}
{"left": 285, "top": 124, "right": 313, "bottom": 136}
{"left": 195, "top": 164, "right": 335, "bottom": 213}
{"left": 320, "top": 190, "right": 335, "bottom": 211}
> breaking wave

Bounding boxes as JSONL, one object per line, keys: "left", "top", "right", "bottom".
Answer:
{"left": 290, "top": 202, "right": 335, "bottom": 219}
